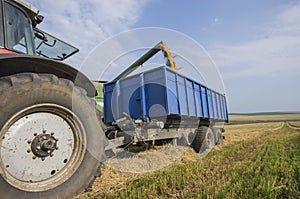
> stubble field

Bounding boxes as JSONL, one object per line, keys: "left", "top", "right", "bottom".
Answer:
{"left": 77, "top": 113, "right": 300, "bottom": 198}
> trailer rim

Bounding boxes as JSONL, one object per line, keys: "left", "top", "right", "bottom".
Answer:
{"left": 0, "top": 103, "right": 86, "bottom": 192}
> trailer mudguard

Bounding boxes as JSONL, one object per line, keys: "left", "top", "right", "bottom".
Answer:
{"left": 0, "top": 54, "right": 96, "bottom": 97}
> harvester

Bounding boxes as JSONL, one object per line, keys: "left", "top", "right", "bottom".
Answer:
{"left": 0, "top": 0, "right": 228, "bottom": 198}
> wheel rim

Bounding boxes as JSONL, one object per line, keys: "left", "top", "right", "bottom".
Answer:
{"left": 206, "top": 130, "right": 214, "bottom": 149}
{"left": 0, "top": 103, "right": 86, "bottom": 192}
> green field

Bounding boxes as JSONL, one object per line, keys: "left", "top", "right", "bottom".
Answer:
{"left": 76, "top": 121, "right": 300, "bottom": 199}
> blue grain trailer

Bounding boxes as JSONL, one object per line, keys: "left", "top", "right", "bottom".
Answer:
{"left": 103, "top": 42, "right": 228, "bottom": 154}
{"left": 104, "top": 66, "right": 228, "bottom": 124}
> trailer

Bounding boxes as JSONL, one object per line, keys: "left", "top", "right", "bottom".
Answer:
{"left": 0, "top": 0, "right": 228, "bottom": 198}
{"left": 103, "top": 65, "right": 228, "bottom": 152}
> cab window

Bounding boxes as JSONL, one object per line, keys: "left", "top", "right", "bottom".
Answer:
{"left": 4, "top": 2, "right": 35, "bottom": 54}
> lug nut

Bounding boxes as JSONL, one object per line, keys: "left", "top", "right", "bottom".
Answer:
{"left": 27, "top": 149, "right": 31, "bottom": 153}
{"left": 32, "top": 156, "right": 36, "bottom": 160}
{"left": 55, "top": 147, "right": 59, "bottom": 150}
{"left": 34, "top": 133, "right": 37, "bottom": 136}
{"left": 41, "top": 158, "right": 45, "bottom": 161}
{"left": 51, "top": 132, "right": 54, "bottom": 135}
{"left": 27, "top": 140, "right": 31, "bottom": 144}
{"left": 43, "top": 130, "right": 46, "bottom": 134}
{"left": 50, "top": 153, "right": 54, "bottom": 157}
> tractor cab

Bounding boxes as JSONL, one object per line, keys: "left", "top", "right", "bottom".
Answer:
{"left": 0, "top": 0, "right": 78, "bottom": 60}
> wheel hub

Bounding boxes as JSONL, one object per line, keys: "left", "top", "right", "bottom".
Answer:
{"left": 31, "top": 133, "right": 58, "bottom": 158}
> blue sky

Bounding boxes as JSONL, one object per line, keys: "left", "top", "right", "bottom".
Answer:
{"left": 27, "top": 0, "right": 300, "bottom": 113}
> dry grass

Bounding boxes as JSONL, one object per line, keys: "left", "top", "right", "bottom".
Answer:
{"left": 223, "top": 122, "right": 283, "bottom": 145}
{"left": 288, "top": 122, "right": 300, "bottom": 128}
{"left": 76, "top": 166, "right": 139, "bottom": 199}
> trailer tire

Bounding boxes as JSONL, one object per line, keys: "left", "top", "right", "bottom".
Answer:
{"left": 191, "top": 126, "right": 215, "bottom": 153}
{"left": 212, "top": 128, "right": 223, "bottom": 145}
{"left": 0, "top": 73, "right": 106, "bottom": 199}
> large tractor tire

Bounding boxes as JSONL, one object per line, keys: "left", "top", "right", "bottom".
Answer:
{"left": 191, "top": 126, "right": 215, "bottom": 153}
{"left": 0, "top": 73, "right": 106, "bottom": 199}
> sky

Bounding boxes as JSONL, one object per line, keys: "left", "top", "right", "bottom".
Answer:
{"left": 27, "top": 0, "right": 300, "bottom": 113}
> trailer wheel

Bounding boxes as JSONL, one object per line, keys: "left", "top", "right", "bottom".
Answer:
{"left": 0, "top": 73, "right": 106, "bottom": 199}
{"left": 213, "top": 128, "right": 223, "bottom": 145}
{"left": 191, "top": 126, "right": 215, "bottom": 153}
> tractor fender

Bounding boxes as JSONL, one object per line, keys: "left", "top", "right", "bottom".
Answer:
{"left": 0, "top": 54, "right": 96, "bottom": 97}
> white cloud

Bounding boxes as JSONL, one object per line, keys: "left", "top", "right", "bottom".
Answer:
{"left": 208, "top": 1, "right": 300, "bottom": 80}
{"left": 27, "top": 0, "right": 148, "bottom": 67}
